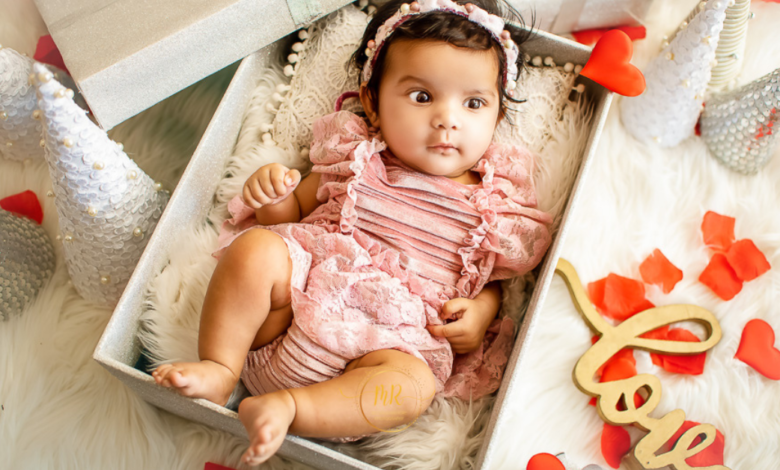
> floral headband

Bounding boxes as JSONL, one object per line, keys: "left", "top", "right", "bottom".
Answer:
{"left": 361, "top": 0, "right": 520, "bottom": 96}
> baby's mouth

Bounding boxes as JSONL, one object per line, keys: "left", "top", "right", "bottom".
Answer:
{"left": 429, "top": 143, "right": 457, "bottom": 151}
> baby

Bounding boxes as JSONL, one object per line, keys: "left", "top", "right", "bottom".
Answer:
{"left": 153, "top": 0, "right": 552, "bottom": 465}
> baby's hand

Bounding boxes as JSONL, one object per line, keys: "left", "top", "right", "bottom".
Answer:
{"left": 425, "top": 298, "right": 493, "bottom": 354}
{"left": 243, "top": 163, "right": 302, "bottom": 209}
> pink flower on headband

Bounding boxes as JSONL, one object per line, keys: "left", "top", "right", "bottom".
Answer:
{"left": 467, "top": 8, "right": 504, "bottom": 36}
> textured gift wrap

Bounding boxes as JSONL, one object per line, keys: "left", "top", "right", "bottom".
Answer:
{"left": 33, "top": 0, "right": 353, "bottom": 130}
{"left": 92, "top": 16, "right": 612, "bottom": 469}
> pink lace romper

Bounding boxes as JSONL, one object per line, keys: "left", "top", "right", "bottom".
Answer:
{"left": 216, "top": 110, "right": 552, "bottom": 404}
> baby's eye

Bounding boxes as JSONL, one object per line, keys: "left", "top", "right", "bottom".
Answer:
{"left": 409, "top": 91, "right": 431, "bottom": 103}
{"left": 466, "top": 98, "right": 485, "bottom": 110}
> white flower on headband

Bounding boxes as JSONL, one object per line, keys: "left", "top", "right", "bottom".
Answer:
{"left": 361, "top": 0, "right": 520, "bottom": 96}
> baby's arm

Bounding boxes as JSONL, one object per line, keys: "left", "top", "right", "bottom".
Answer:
{"left": 426, "top": 281, "right": 502, "bottom": 354}
{"left": 243, "top": 163, "right": 322, "bottom": 225}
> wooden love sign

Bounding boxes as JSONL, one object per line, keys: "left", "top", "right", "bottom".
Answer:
{"left": 555, "top": 259, "right": 730, "bottom": 470}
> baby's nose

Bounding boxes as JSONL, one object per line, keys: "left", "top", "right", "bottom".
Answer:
{"left": 432, "top": 102, "right": 461, "bottom": 130}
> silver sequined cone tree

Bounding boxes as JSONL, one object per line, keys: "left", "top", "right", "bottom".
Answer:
{"left": 0, "top": 208, "right": 55, "bottom": 319}
{"left": 700, "top": 67, "right": 780, "bottom": 174}
{"left": 621, "top": 0, "right": 729, "bottom": 147}
{"left": 32, "top": 63, "right": 169, "bottom": 306}
{"left": 0, "top": 46, "right": 77, "bottom": 161}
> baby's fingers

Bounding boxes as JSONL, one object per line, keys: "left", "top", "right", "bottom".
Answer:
{"left": 269, "top": 165, "right": 291, "bottom": 197}
{"left": 243, "top": 182, "right": 268, "bottom": 209}
{"left": 285, "top": 169, "right": 302, "bottom": 188}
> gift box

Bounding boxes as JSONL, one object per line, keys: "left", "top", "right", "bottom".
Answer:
{"left": 509, "top": 0, "right": 653, "bottom": 34}
{"left": 92, "top": 4, "right": 613, "bottom": 467}
{"left": 33, "top": 0, "right": 353, "bottom": 130}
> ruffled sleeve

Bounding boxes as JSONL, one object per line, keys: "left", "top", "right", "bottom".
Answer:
{"left": 308, "top": 111, "right": 386, "bottom": 233}
{"left": 465, "top": 143, "right": 553, "bottom": 284}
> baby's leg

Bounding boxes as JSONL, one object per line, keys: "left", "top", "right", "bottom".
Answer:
{"left": 152, "top": 229, "right": 293, "bottom": 406}
{"left": 238, "top": 349, "right": 437, "bottom": 466}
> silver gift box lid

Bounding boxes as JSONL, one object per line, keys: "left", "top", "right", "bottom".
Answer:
{"left": 509, "top": 0, "right": 653, "bottom": 34}
{"left": 33, "top": 0, "right": 353, "bottom": 130}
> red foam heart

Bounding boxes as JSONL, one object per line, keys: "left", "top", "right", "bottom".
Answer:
{"left": 572, "top": 25, "right": 647, "bottom": 46}
{"left": 526, "top": 453, "right": 564, "bottom": 470}
{"left": 579, "top": 29, "right": 646, "bottom": 97}
{"left": 0, "top": 190, "right": 44, "bottom": 224}
{"left": 34, "top": 35, "right": 70, "bottom": 75}
{"left": 601, "top": 423, "right": 632, "bottom": 469}
{"left": 735, "top": 319, "right": 780, "bottom": 380}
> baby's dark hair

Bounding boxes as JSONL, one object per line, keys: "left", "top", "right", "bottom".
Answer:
{"left": 350, "top": 0, "right": 533, "bottom": 121}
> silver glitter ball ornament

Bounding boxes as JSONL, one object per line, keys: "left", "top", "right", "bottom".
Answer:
{"left": 0, "top": 47, "right": 79, "bottom": 162}
{"left": 700, "top": 67, "right": 780, "bottom": 174}
{"left": 621, "top": 0, "right": 729, "bottom": 147}
{"left": 0, "top": 209, "right": 55, "bottom": 319}
{"left": 32, "top": 63, "right": 169, "bottom": 307}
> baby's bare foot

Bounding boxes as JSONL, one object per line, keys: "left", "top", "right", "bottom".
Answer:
{"left": 238, "top": 390, "right": 297, "bottom": 466}
{"left": 151, "top": 360, "right": 236, "bottom": 406}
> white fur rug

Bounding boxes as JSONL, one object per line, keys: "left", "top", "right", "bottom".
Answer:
{"left": 2, "top": 1, "right": 780, "bottom": 470}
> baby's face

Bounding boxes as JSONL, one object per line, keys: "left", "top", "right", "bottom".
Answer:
{"left": 361, "top": 40, "right": 502, "bottom": 179}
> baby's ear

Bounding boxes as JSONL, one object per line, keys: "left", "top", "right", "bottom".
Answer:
{"left": 359, "top": 84, "right": 380, "bottom": 128}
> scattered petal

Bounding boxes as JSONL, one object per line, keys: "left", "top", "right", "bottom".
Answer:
{"left": 589, "top": 273, "right": 655, "bottom": 321}
{"left": 640, "top": 249, "right": 683, "bottom": 294}
{"left": 699, "top": 253, "right": 743, "bottom": 300}
{"left": 663, "top": 420, "right": 725, "bottom": 467}
{"left": 735, "top": 319, "right": 780, "bottom": 380}
{"left": 601, "top": 423, "right": 631, "bottom": 469}
{"left": 205, "top": 463, "right": 237, "bottom": 470}
{"left": 526, "top": 453, "right": 565, "bottom": 470}
{"left": 701, "top": 211, "right": 735, "bottom": 252}
{"left": 726, "top": 239, "right": 771, "bottom": 282}
{"left": 655, "top": 328, "right": 707, "bottom": 375}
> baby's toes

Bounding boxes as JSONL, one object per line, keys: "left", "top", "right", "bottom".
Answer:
{"left": 243, "top": 424, "right": 273, "bottom": 465}
{"left": 152, "top": 365, "right": 173, "bottom": 384}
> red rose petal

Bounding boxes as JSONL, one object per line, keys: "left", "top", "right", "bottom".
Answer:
{"left": 526, "top": 453, "right": 565, "bottom": 470}
{"left": 735, "top": 319, "right": 780, "bottom": 380}
{"left": 640, "top": 249, "right": 683, "bottom": 294}
{"left": 589, "top": 273, "right": 655, "bottom": 321}
{"left": 657, "top": 329, "right": 706, "bottom": 375}
{"left": 604, "top": 273, "right": 655, "bottom": 321}
{"left": 726, "top": 239, "right": 771, "bottom": 282}
{"left": 0, "top": 190, "right": 44, "bottom": 224}
{"left": 641, "top": 325, "right": 670, "bottom": 340}
{"left": 601, "top": 423, "right": 632, "bottom": 469}
{"left": 645, "top": 327, "right": 706, "bottom": 375}
{"left": 664, "top": 421, "right": 725, "bottom": 467}
{"left": 205, "top": 463, "right": 236, "bottom": 470}
{"left": 601, "top": 357, "right": 637, "bottom": 382}
{"left": 701, "top": 211, "right": 736, "bottom": 252}
{"left": 588, "top": 278, "right": 607, "bottom": 312}
{"left": 699, "top": 253, "right": 743, "bottom": 300}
